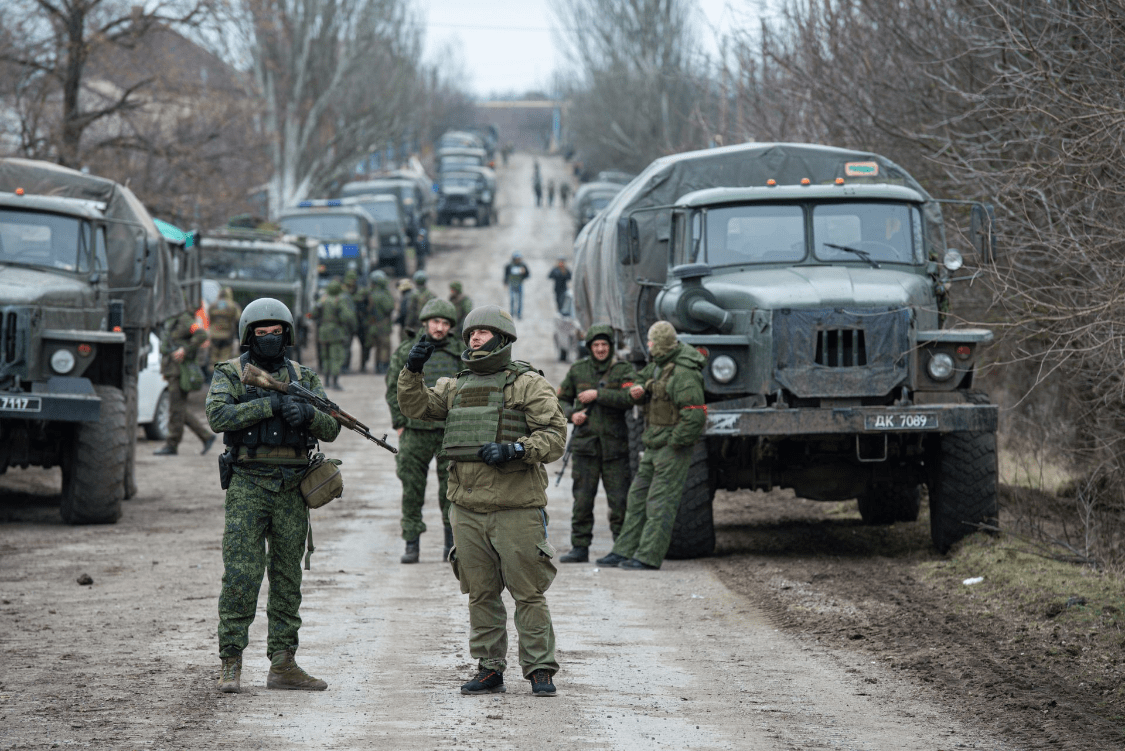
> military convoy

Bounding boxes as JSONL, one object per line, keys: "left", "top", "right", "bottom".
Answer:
{"left": 276, "top": 201, "right": 376, "bottom": 283}
{"left": 573, "top": 142, "right": 999, "bottom": 556}
{"left": 433, "top": 130, "right": 500, "bottom": 228}
{"left": 0, "top": 158, "right": 189, "bottom": 523}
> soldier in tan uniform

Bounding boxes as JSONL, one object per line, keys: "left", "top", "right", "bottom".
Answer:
{"left": 209, "top": 287, "right": 242, "bottom": 365}
{"left": 397, "top": 305, "right": 566, "bottom": 697}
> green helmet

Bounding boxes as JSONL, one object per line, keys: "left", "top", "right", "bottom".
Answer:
{"left": 369, "top": 269, "right": 388, "bottom": 285}
{"left": 327, "top": 280, "right": 342, "bottom": 295}
{"left": 461, "top": 305, "right": 517, "bottom": 345}
{"left": 412, "top": 269, "right": 427, "bottom": 286}
{"left": 420, "top": 298, "right": 457, "bottom": 325}
{"left": 239, "top": 298, "right": 295, "bottom": 346}
{"left": 584, "top": 323, "right": 614, "bottom": 347}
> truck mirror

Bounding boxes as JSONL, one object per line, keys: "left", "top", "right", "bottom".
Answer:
{"left": 970, "top": 204, "right": 996, "bottom": 263}
{"left": 617, "top": 216, "right": 640, "bottom": 265}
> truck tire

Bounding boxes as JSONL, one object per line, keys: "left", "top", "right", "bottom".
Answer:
{"left": 665, "top": 441, "right": 716, "bottom": 559}
{"left": 60, "top": 385, "right": 127, "bottom": 524}
{"left": 926, "top": 430, "right": 998, "bottom": 553}
{"left": 481, "top": 208, "right": 491, "bottom": 227}
{"left": 143, "top": 388, "right": 171, "bottom": 441}
{"left": 856, "top": 483, "right": 921, "bottom": 525}
{"left": 393, "top": 255, "right": 408, "bottom": 278}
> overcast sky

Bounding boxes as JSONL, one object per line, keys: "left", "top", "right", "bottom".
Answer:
{"left": 420, "top": 0, "right": 774, "bottom": 98}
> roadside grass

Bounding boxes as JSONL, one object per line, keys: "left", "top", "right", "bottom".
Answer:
{"left": 1000, "top": 446, "right": 1074, "bottom": 494}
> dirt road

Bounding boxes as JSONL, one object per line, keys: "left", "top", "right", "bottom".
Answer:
{"left": 1, "top": 154, "right": 1019, "bottom": 750}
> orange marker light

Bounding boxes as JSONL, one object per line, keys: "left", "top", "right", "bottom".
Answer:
{"left": 696, "top": 346, "right": 710, "bottom": 358}
{"left": 801, "top": 178, "right": 811, "bottom": 186}
{"left": 835, "top": 177, "right": 845, "bottom": 185}
{"left": 15, "top": 188, "right": 24, "bottom": 196}
{"left": 112, "top": 326, "right": 122, "bottom": 332}
{"left": 766, "top": 179, "right": 777, "bottom": 187}
{"left": 77, "top": 344, "right": 93, "bottom": 356}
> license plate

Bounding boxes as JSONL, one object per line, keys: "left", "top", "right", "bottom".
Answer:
{"left": 864, "top": 412, "right": 938, "bottom": 430}
{"left": 0, "top": 395, "right": 42, "bottom": 413}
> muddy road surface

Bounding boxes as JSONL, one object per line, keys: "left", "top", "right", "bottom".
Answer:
{"left": 1, "top": 154, "right": 1027, "bottom": 750}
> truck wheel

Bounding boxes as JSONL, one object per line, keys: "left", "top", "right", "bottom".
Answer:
{"left": 558, "top": 347, "right": 568, "bottom": 362}
{"left": 143, "top": 388, "right": 171, "bottom": 441}
{"left": 393, "top": 255, "right": 408, "bottom": 278}
{"left": 926, "top": 430, "right": 998, "bottom": 553}
{"left": 481, "top": 209, "right": 491, "bottom": 227}
{"left": 60, "top": 385, "right": 127, "bottom": 524}
{"left": 666, "top": 441, "right": 716, "bottom": 559}
{"left": 856, "top": 483, "right": 921, "bottom": 525}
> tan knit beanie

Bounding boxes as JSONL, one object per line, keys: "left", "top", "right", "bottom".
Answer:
{"left": 647, "top": 321, "right": 679, "bottom": 359}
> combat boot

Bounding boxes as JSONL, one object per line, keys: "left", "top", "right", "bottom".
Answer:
{"left": 217, "top": 654, "right": 241, "bottom": 693}
{"left": 153, "top": 444, "right": 177, "bottom": 456}
{"left": 559, "top": 546, "right": 588, "bottom": 563}
{"left": 266, "top": 650, "right": 327, "bottom": 691}
{"left": 401, "top": 538, "right": 420, "bottom": 564}
{"left": 442, "top": 527, "right": 454, "bottom": 562}
{"left": 595, "top": 552, "right": 627, "bottom": 567}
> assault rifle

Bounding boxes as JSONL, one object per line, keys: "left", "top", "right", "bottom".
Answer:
{"left": 554, "top": 426, "right": 573, "bottom": 486}
{"left": 240, "top": 362, "right": 398, "bottom": 454}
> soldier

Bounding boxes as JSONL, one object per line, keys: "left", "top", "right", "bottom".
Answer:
{"left": 313, "top": 280, "right": 356, "bottom": 390}
{"left": 559, "top": 181, "right": 571, "bottom": 209}
{"left": 597, "top": 321, "right": 705, "bottom": 570}
{"left": 547, "top": 256, "right": 572, "bottom": 312}
{"left": 386, "top": 299, "right": 462, "bottom": 563}
{"left": 395, "top": 277, "right": 415, "bottom": 342}
{"left": 154, "top": 308, "right": 216, "bottom": 456}
{"left": 448, "top": 281, "right": 473, "bottom": 343}
{"left": 556, "top": 325, "right": 638, "bottom": 563}
{"left": 209, "top": 287, "right": 242, "bottom": 365}
{"left": 398, "top": 305, "right": 566, "bottom": 697}
{"left": 546, "top": 179, "right": 555, "bottom": 207}
{"left": 402, "top": 269, "right": 435, "bottom": 336}
{"left": 341, "top": 269, "right": 367, "bottom": 373}
{"left": 206, "top": 298, "right": 341, "bottom": 694}
{"left": 365, "top": 270, "right": 396, "bottom": 375}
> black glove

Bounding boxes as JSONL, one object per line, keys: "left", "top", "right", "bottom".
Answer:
{"left": 477, "top": 442, "right": 525, "bottom": 466}
{"left": 282, "top": 399, "right": 316, "bottom": 427}
{"left": 405, "top": 340, "right": 436, "bottom": 373}
{"left": 268, "top": 390, "right": 284, "bottom": 414}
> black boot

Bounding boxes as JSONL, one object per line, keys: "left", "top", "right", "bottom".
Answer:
{"left": 595, "top": 552, "right": 627, "bottom": 567}
{"left": 153, "top": 444, "right": 177, "bottom": 456}
{"left": 442, "top": 527, "right": 454, "bottom": 561}
{"left": 559, "top": 546, "right": 588, "bottom": 563}
{"left": 461, "top": 668, "right": 505, "bottom": 695}
{"left": 401, "top": 538, "right": 419, "bottom": 564}
{"left": 201, "top": 436, "right": 216, "bottom": 455}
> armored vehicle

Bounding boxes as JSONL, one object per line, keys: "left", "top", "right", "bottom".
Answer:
{"left": 573, "top": 142, "right": 998, "bottom": 556}
{"left": 339, "top": 195, "right": 409, "bottom": 276}
{"left": 277, "top": 201, "right": 375, "bottom": 283}
{"left": 199, "top": 228, "right": 318, "bottom": 349}
{"left": 0, "top": 158, "right": 187, "bottom": 523}
{"left": 435, "top": 170, "right": 492, "bottom": 226}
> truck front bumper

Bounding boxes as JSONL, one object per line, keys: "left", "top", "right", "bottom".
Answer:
{"left": 0, "top": 377, "right": 101, "bottom": 422}
{"left": 705, "top": 402, "right": 997, "bottom": 437}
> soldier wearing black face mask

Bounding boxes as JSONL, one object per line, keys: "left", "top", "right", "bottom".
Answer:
{"left": 205, "top": 298, "right": 341, "bottom": 694}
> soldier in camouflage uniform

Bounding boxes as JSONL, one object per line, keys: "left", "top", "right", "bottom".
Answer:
{"left": 154, "top": 308, "right": 216, "bottom": 456}
{"left": 209, "top": 287, "right": 242, "bottom": 365}
{"left": 448, "top": 281, "right": 473, "bottom": 343}
{"left": 313, "top": 280, "right": 356, "bottom": 390}
{"left": 555, "top": 324, "right": 638, "bottom": 562}
{"left": 206, "top": 298, "right": 341, "bottom": 694}
{"left": 402, "top": 269, "right": 435, "bottom": 337}
{"left": 398, "top": 305, "right": 566, "bottom": 697}
{"left": 597, "top": 321, "right": 705, "bottom": 570}
{"left": 386, "top": 299, "right": 462, "bottom": 563}
{"left": 395, "top": 278, "right": 415, "bottom": 341}
{"left": 365, "top": 270, "right": 396, "bottom": 374}
{"left": 341, "top": 269, "right": 366, "bottom": 373}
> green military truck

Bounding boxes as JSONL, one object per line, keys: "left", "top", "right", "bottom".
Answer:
{"left": 573, "top": 142, "right": 998, "bottom": 556}
{"left": 0, "top": 158, "right": 188, "bottom": 523}
{"left": 276, "top": 201, "right": 375, "bottom": 284}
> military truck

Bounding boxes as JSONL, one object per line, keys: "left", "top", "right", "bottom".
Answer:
{"left": 436, "top": 170, "right": 492, "bottom": 226}
{"left": 276, "top": 201, "right": 375, "bottom": 283}
{"left": 573, "top": 142, "right": 998, "bottom": 556}
{"left": 0, "top": 158, "right": 187, "bottom": 523}
{"left": 340, "top": 176, "right": 432, "bottom": 249}
{"left": 337, "top": 195, "right": 410, "bottom": 276}
{"left": 437, "top": 147, "right": 489, "bottom": 174}
{"left": 572, "top": 181, "right": 624, "bottom": 236}
{"left": 198, "top": 228, "right": 318, "bottom": 350}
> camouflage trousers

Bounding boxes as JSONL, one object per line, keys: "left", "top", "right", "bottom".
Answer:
{"left": 569, "top": 453, "right": 630, "bottom": 548}
{"left": 210, "top": 341, "right": 236, "bottom": 365}
{"left": 218, "top": 471, "right": 308, "bottom": 658}
{"left": 449, "top": 504, "right": 558, "bottom": 678}
{"left": 366, "top": 328, "right": 392, "bottom": 370}
{"left": 396, "top": 428, "right": 450, "bottom": 541}
{"left": 611, "top": 443, "right": 693, "bottom": 568}
{"left": 318, "top": 340, "right": 346, "bottom": 378}
{"left": 343, "top": 332, "right": 364, "bottom": 371}
{"left": 166, "top": 380, "right": 210, "bottom": 447}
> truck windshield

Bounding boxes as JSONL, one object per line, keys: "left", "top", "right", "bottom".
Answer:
{"left": 278, "top": 214, "right": 362, "bottom": 240}
{"left": 704, "top": 205, "right": 806, "bottom": 265}
{"left": 442, "top": 176, "right": 478, "bottom": 190}
{"left": 813, "top": 203, "right": 922, "bottom": 265}
{"left": 441, "top": 156, "right": 482, "bottom": 171}
{"left": 202, "top": 247, "right": 297, "bottom": 281}
{"left": 352, "top": 201, "right": 399, "bottom": 223}
{"left": 0, "top": 210, "right": 91, "bottom": 272}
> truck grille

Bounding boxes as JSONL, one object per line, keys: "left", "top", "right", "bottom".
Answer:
{"left": 815, "top": 328, "right": 867, "bottom": 367}
{"left": 2, "top": 310, "right": 19, "bottom": 365}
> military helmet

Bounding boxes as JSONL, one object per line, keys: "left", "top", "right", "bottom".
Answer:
{"left": 327, "top": 280, "right": 342, "bottom": 295}
{"left": 449, "top": 280, "right": 463, "bottom": 294}
{"left": 419, "top": 298, "right": 457, "bottom": 325}
{"left": 412, "top": 269, "right": 427, "bottom": 286}
{"left": 584, "top": 323, "right": 614, "bottom": 347}
{"left": 239, "top": 298, "right": 295, "bottom": 346}
{"left": 461, "top": 305, "right": 517, "bottom": 345}
{"left": 369, "top": 269, "right": 388, "bottom": 285}
{"left": 397, "top": 279, "right": 414, "bottom": 292}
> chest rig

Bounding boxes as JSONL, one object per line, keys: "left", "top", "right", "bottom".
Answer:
{"left": 441, "top": 363, "right": 533, "bottom": 462}
{"left": 222, "top": 353, "right": 316, "bottom": 460}
{"left": 645, "top": 361, "right": 680, "bottom": 427}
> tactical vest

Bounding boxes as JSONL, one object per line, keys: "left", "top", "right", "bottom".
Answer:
{"left": 441, "top": 362, "right": 533, "bottom": 462}
{"left": 646, "top": 361, "right": 680, "bottom": 427}
{"left": 222, "top": 353, "right": 316, "bottom": 462}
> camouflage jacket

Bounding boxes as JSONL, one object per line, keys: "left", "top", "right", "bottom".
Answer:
{"left": 205, "top": 357, "right": 341, "bottom": 492}
{"left": 385, "top": 333, "right": 462, "bottom": 431}
{"left": 632, "top": 343, "right": 706, "bottom": 450}
{"left": 450, "top": 292, "right": 473, "bottom": 341}
{"left": 209, "top": 299, "right": 241, "bottom": 341}
{"left": 160, "top": 310, "right": 208, "bottom": 379}
{"left": 403, "top": 288, "right": 435, "bottom": 335}
{"left": 557, "top": 356, "right": 638, "bottom": 458}
{"left": 365, "top": 286, "right": 396, "bottom": 337}
{"left": 315, "top": 292, "right": 356, "bottom": 343}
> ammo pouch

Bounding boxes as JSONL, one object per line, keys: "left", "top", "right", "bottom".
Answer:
{"left": 179, "top": 362, "right": 205, "bottom": 392}
{"left": 218, "top": 450, "right": 234, "bottom": 490}
{"left": 300, "top": 452, "right": 344, "bottom": 509}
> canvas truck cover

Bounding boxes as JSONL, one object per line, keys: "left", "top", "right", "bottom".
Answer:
{"left": 0, "top": 158, "right": 185, "bottom": 327}
{"left": 572, "top": 142, "right": 942, "bottom": 349}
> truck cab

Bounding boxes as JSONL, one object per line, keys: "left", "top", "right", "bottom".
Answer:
{"left": 276, "top": 202, "right": 375, "bottom": 284}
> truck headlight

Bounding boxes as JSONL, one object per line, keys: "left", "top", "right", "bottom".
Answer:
{"left": 927, "top": 352, "right": 955, "bottom": 381}
{"left": 711, "top": 355, "right": 737, "bottom": 384}
{"left": 51, "top": 348, "right": 76, "bottom": 374}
